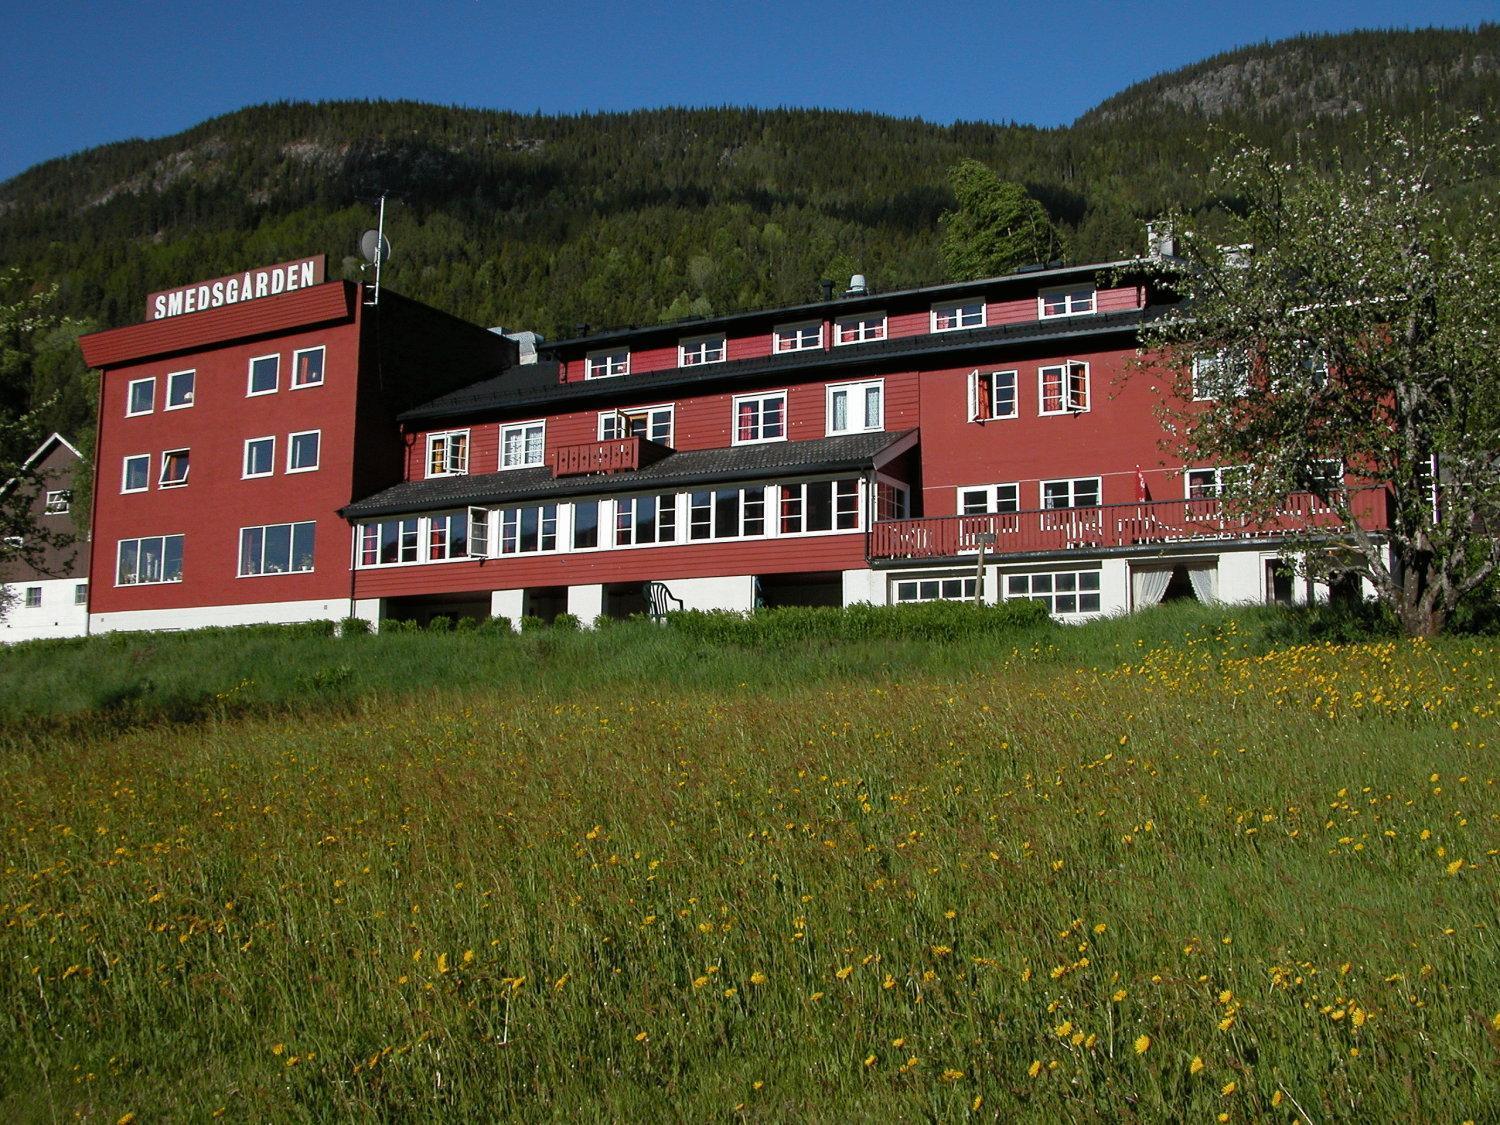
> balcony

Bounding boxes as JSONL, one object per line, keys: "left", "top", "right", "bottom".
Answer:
{"left": 547, "top": 436, "right": 671, "bottom": 478}
{"left": 868, "top": 488, "right": 1390, "bottom": 562}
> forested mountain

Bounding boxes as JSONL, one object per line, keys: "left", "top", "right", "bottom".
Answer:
{"left": 0, "top": 26, "right": 1496, "bottom": 407}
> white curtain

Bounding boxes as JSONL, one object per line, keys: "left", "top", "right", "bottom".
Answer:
{"left": 1188, "top": 564, "right": 1218, "bottom": 604}
{"left": 1132, "top": 567, "right": 1172, "bottom": 609}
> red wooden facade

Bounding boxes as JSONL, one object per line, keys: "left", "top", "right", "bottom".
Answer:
{"left": 77, "top": 256, "right": 1386, "bottom": 628}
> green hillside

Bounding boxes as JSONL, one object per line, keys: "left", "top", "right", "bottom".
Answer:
{"left": 0, "top": 24, "right": 1496, "bottom": 457}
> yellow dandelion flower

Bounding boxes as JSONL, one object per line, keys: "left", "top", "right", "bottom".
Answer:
{"left": 1271, "top": 1090, "right": 1284, "bottom": 1107}
{"left": 1112, "top": 989, "right": 1127, "bottom": 1002}
{"left": 436, "top": 953, "right": 449, "bottom": 974}
{"left": 692, "top": 976, "right": 709, "bottom": 989}
{"left": 1221, "top": 1080, "right": 1237, "bottom": 1096}
{"left": 272, "top": 1043, "right": 285, "bottom": 1056}
{"left": 810, "top": 991, "right": 824, "bottom": 1002}
{"left": 1027, "top": 1059, "right": 1042, "bottom": 1078}
{"left": 1134, "top": 1034, "right": 1151, "bottom": 1055}
{"left": 1054, "top": 1020, "right": 1073, "bottom": 1039}
{"left": 750, "top": 971, "right": 767, "bottom": 985}
{"left": 117, "top": 1115, "right": 136, "bottom": 1125}
{"left": 882, "top": 974, "right": 895, "bottom": 990}
{"left": 973, "top": 1095, "right": 983, "bottom": 1111}
{"left": 863, "top": 1054, "right": 876, "bottom": 1068}
{"left": 634, "top": 1031, "right": 648, "bottom": 1042}
{"left": 1446, "top": 858, "right": 1464, "bottom": 876}
{"left": 891, "top": 1037, "right": 906, "bottom": 1047}
{"left": 1491, "top": 1012, "right": 1500, "bottom": 1031}
{"left": 1218, "top": 989, "right": 1233, "bottom": 1005}
{"left": 1094, "top": 923, "right": 1107, "bottom": 934}
{"left": 723, "top": 987, "right": 737, "bottom": 998}
{"left": 1218, "top": 1014, "right": 1236, "bottom": 1031}
{"left": 412, "top": 948, "right": 422, "bottom": 963}
{"left": 941, "top": 1068, "right": 964, "bottom": 1082}
{"left": 931, "top": 944, "right": 952, "bottom": 957}
{"left": 462, "top": 949, "right": 475, "bottom": 965}
{"left": 1190, "top": 1056, "right": 1204, "bottom": 1075}
{"left": 835, "top": 965, "right": 854, "bottom": 980}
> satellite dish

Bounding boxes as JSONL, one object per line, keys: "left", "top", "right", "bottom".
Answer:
{"left": 360, "top": 229, "right": 391, "bottom": 266}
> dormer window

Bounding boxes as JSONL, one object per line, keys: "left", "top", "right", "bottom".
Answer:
{"left": 679, "top": 334, "right": 726, "bottom": 367}
{"left": 932, "top": 299, "right": 985, "bottom": 332}
{"left": 1039, "top": 285, "right": 1096, "bottom": 319}
{"left": 774, "top": 322, "right": 822, "bottom": 353}
{"left": 834, "top": 312, "right": 886, "bottom": 346}
{"left": 426, "top": 430, "right": 469, "bottom": 477}
{"left": 585, "top": 348, "right": 629, "bottom": 379}
{"left": 1039, "top": 362, "right": 1089, "bottom": 414}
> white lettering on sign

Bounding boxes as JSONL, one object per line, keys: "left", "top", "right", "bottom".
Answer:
{"left": 146, "top": 257, "right": 327, "bottom": 321}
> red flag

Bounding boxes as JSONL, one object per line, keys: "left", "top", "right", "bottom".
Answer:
{"left": 1135, "top": 466, "right": 1150, "bottom": 502}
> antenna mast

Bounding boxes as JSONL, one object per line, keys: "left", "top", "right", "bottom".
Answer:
{"left": 372, "top": 194, "right": 386, "bottom": 306}
{"left": 360, "top": 195, "right": 391, "bottom": 307}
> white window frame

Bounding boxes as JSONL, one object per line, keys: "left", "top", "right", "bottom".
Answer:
{"left": 44, "top": 490, "right": 70, "bottom": 515}
{"left": 291, "top": 345, "right": 325, "bottom": 389}
{"left": 243, "top": 436, "right": 275, "bottom": 479}
{"left": 584, "top": 348, "right": 630, "bottom": 379}
{"left": 598, "top": 404, "right": 674, "bottom": 445}
{"left": 687, "top": 486, "right": 769, "bottom": 543}
{"left": 499, "top": 503, "right": 561, "bottom": 555}
{"left": 569, "top": 499, "right": 603, "bottom": 551}
{"left": 23, "top": 586, "right": 42, "bottom": 608}
{"left": 825, "top": 379, "right": 883, "bottom": 436}
{"left": 164, "top": 369, "right": 195, "bottom": 410}
{"left": 158, "top": 448, "right": 190, "bottom": 489}
{"left": 286, "top": 429, "right": 321, "bottom": 474}
{"left": 499, "top": 420, "right": 546, "bottom": 470}
{"left": 932, "top": 299, "right": 986, "bottom": 332}
{"left": 121, "top": 454, "right": 151, "bottom": 494}
{"left": 967, "top": 369, "right": 1018, "bottom": 422}
{"left": 1038, "top": 285, "right": 1097, "bottom": 319}
{"left": 678, "top": 334, "right": 726, "bottom": 367}
{"left": 467, "top": 507, "right": 491, "bottom": 559}
{"left": 1192, "top": 349, "right": 1250, "bottom": 400}
{"left": 1038, "top": 362, "right": 1089, "bottom": 415}
{"left": 958, "top": 483, "right": 1020, "bottom": 514}
{"left": 732, "top": 390, "right": 788, "bottom": 445}
{"left": 893, "top": 574, "right": 979, "bottom": 604}
{"left": 773, "top": 321, "right": 823, "bottom": 353}
{"left": 425, "top": 430, "right": 470, "bottom": 477}
{"left": 115, "top": 534, "right": 184, "bottom": 586}
{"left": 778, "top": 478, "right": 862, "bottom": 536}
{"left": 833, "top": 312, "right": 886, "bottom": 346}
{"left": 614, "top": 493, "right": 678, "bottom": 548}
{"left": 1040, "top": 476, "right": 1102, "bottom": 510}
{"left": 237, "top": 521, "right": 317, "bottom": 578}
{"left": 74, "top": 583, "right": 88, "bottom": 606}
{"left": 126, "top": 377, "right": 155, "bottom": 417}
{"left": 358, "top": 517, "right": 421, "bottom": 567}
{"left": 246, "top": 353, "right": 280, "bottom": 397}
{"left": 426, "top": 511, "right": 471, "bottom": 562}
{"left": 1004, "top": 567, "right": 1103, "bottom": 616}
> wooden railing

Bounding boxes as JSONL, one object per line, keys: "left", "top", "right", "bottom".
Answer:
{"left": 549, "top": 437, "right": 644, "bottom": 477}
{"left": 868, "top": 488, "right": 1389, "bottom": 561}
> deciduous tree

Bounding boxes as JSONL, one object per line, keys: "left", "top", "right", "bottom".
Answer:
{"left": 1139, "top": 120, "right": 1500, "bottom": 635}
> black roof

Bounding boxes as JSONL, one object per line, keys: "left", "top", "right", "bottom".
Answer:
{"left": 402, "top": 304, "right": 1163, "bottom": 424}
{"left": 341, "top": 430, "right": 917, "bottom": 521}
{"left": 542, "top": 259, "right": 1140, "bottom": 350}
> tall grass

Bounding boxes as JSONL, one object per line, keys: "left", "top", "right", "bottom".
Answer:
{"left": 0, "top": 606, "right": 1495, "bottom": 1119}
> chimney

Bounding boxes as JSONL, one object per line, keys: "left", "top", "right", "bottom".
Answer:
{"left": 1146, "top": 220, "right": 1176, "bottom": 260}
{"left": 845, "top": 273, "right": 868, "bottom": 297}
{"left": 818, "top": 279, "right": 834, "bottom": 301}
{"left": 490, "top": 327, "right": 544, "bottom": 365}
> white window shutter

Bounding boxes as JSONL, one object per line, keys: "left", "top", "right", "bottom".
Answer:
{"left": 467, "top": 507, "right": 490, "bottom": 558}
{"left": 967, "top": 370, "right": 979, "bottom": 422}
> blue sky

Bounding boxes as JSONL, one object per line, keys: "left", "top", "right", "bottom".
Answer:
{"left": 1, "top": 1, "right": 1493, "bottom": 182}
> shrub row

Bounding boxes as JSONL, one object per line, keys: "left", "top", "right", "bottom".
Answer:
{"left": 663, "top": 599, "right": 1051, "bottom": 644}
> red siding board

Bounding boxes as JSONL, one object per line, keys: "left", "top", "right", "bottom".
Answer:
{"left": 80, "top": 283, "right": 356, "bottom": 368}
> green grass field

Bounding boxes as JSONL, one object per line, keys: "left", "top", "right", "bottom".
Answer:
{"left": 1, "top": 605, "right": 1496, "bottom": 1121}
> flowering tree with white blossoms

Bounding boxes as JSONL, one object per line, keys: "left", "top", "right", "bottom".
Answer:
{"left": 1138, "top": 120, "right": 1500, "bottom": 636}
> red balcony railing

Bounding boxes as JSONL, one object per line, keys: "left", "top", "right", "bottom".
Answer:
{"left": 549, "top": 437, "right": 647, "bottom": 477}
{"left": 868, "top": 488, "right": 1389, "bottom": 562}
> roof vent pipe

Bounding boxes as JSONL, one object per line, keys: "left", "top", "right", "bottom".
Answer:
{"left": 845, "top": 273, "right": 868, "bottom": 297}
{"left": 818, "top": 279, "right": 834, "bottom": 301}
